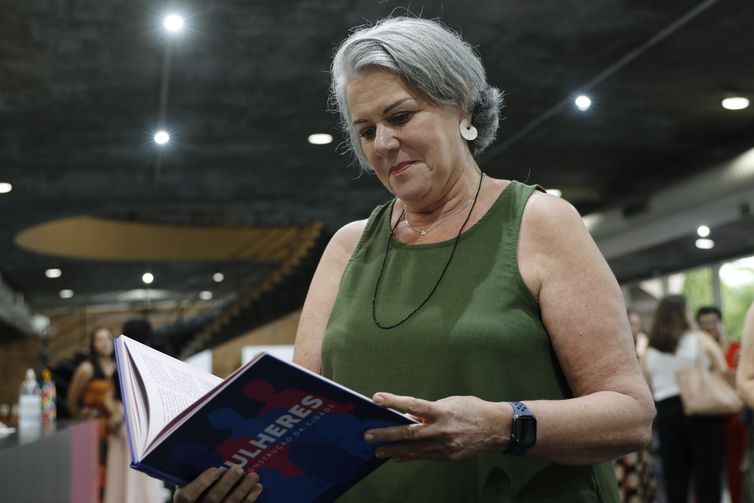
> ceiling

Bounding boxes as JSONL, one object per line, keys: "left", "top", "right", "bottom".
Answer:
{"left": 1, "top": 0, "right": 754, "bottom": 347}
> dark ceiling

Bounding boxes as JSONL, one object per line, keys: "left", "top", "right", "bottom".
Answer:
{"left": 1, "top": 0, "right": 754, "bottom": 344}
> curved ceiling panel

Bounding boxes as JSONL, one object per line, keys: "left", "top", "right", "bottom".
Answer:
{"left": 15, "top": 216, "right": 322, "bottom": 262}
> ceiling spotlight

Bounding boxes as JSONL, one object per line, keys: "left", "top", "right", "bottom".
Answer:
{"left": 0, "top": 182, "right": 12, "bottom": 194}
{"left": 697, "top": 225, "right": 710, "bottom": 237}
{"left": 546, "top": 188, "right": 562, "bottom": 198}
{"left": 154, "top": 131, "right": 170, "bottom": 145}
{"left": 199, "top": 290, "right": 213, "bottom": 301}
{"left": 45, "top": 268, "right": 62, "bottom": 279}
{"left": 212, "top": 272, "right": 225, "bottom": 283}
{"left": 721, "top": 97, "right": 749, "bottom": 111}
{"left": 695, "top": 238, "right": 715, "bottom": 250}
{"left": 574, "top": 95, "right": 592, "bottom": 111}
{"left": 308, "top": 133, "right": 333, "bottom": 145}
{"left": 163, "top": 14, "right": 184, "bottom": 33}
{"left": 59, "top": 289, "right": 74, "bottom": 299}
{"left": 142, "top": 272, "right": 154, "bottom": 284}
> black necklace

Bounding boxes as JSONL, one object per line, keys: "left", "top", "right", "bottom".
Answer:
{"left": 371, "top": 172, "right": 485, "bottom": 330}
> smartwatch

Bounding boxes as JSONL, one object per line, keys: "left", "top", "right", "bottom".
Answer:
{"left": 502, "top": 401, "right": 537, "bottom": 456}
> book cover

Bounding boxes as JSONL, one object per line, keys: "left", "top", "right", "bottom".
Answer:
{"left": 114, "top": 336, "right": 415, "bottom": 503}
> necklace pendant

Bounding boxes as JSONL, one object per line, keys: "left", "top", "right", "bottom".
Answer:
{"left": 420, "top": 230, "right": 428, "bottom": 236}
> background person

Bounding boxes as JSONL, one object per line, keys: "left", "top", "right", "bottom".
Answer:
{"left": 174, "top": 16, "right": 655, "bottom": 503}
{"left": 696, "top": 305, "right": 748, "bottom": 503}
{"left": 736, "top": 302, "right": 754, "bottom": 503}
{"left": 67, "top": 327, "right": 117, "bottom": 501}
{"left": 642, "top": 295, "right": 728, "bottom": 503}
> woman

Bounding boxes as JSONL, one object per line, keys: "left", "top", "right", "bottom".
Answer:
{"left": 175, "top": 17, "right": 654, "bottom": 502}
{"left": 67, "top": 327, "right": 118, "bottom": 500}
{"left": 615, "top": 309, "right": 656, "bottom": 503}
{"left": 641, "top": 295, "right": 728, "bottom": 503}
{"left": 737, "top": 302, "right": 754, "bottom": 503}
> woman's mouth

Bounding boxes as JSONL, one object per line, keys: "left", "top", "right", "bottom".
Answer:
{"left": 390, "top": 161, "right": 413, "bottom": 175}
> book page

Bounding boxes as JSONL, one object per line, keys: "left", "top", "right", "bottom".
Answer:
{"left": 123, "top": 337, "right": 222, "bottom": 450}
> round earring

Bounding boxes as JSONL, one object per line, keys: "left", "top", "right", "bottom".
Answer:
{"left": 460, "top": 119, "right": 478, "bottom": 141}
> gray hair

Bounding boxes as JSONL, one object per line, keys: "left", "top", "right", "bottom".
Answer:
{"left": 330, "top": 17, "right": 504, "bottom": 171}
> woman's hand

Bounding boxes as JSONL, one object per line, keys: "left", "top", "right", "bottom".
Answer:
{"left": 173, "top": 466, "right": 262, "bottom": 503}
{"left": 364, "top": 393, "right": 510, "bottom": 462}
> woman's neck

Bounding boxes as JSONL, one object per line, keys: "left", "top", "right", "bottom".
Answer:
{"left": 400, "top": 167, "right": 483, "bottom": 229}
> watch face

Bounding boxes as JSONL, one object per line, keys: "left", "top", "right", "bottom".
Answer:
{"left": 514, "top": 415, "right": 537, "bottom": 447}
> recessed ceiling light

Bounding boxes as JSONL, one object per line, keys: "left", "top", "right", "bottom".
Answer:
{"left": 163, "top": 14, "right": 184, "bottom": 32}
{"left": 142, "top": 272, "right": 154, "bottom": 284}
{"left": 212, "top": 272, "right": 224, "bottom": 283}
{"left": 574, "top": 95, "right": 592, "bottom": 111}
{"left": 721, "top": 97, "right": 749, "bottom": 111}
{"left": 697, "top": 225, "right": 710, "bottom": 237}
{"left": 308, "top": 133, "right": 333, "bottom": 145}
{"left": 199, "top": 290, "right": 213, "bottom": 300}
{"left": 154, "top": 131, "right": 170, "bottom": 145}
{"left": 59, "top": 289, "right": 74, "bottom": 299}
{"left": 695, "top": 238, "right": 715, "bottom": 250}
{"left": 45, "top": 268, "right": 62, "bottom": 279}
{"left": 546, "top": 189, "right": 562, "bottom": 198}
{"left": 0, "top": 182, "right": 12, "bottom": 194}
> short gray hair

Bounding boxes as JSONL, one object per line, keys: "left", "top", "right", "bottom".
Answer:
{"left": 330, "top": 17, "right": 504, "bottom": 171}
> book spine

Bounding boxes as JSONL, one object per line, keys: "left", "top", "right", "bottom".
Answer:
{"left": 130, "top": 460, "right": 188, "bottom": 487}
{"left": 113, "top": 337, "right": 139, "bottom": 468}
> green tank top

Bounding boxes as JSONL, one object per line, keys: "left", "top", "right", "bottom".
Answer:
{"left": 322, "top": 181, "right": 619, "bottom": 502}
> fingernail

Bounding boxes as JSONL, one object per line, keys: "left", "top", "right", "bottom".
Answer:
{"left": 235, "top": 466, "right": 245, "bottom": 476}
{"left": 364, "top": 432, "right": 374, "bottom": 441}
{"left": 373, "top": 393, "right": 384, "bottom": 403}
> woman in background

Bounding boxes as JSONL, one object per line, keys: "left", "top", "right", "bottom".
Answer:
{"left": 67, "top": 327, "right": 117, "bottom": 501}
{"left": 641, "top": 295, "right": 728, "bottom": 503}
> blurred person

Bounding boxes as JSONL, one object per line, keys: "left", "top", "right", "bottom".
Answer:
{"left": 642, "top": 295, "right": 729, "bottom": 503}
{"left": 615, "top": 309, "right": 656, "bottom": 502}
{"left": 736, "top": 302, "right": 754, "bottom": 503}
{"left": 67, "top": 327, "right": 117, "bottom": 500}
{"left": 628, "top": 308, "right": 650, "bottom": 359}
{"left": 697, "top": 305, "right": 748, "bottom": 503}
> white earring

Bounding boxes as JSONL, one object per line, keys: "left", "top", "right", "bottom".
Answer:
{"left": 460, "top": 119, "right": 478, "bottom": 141}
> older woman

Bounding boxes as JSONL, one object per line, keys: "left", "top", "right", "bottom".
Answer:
{"left": 737, "top": 302, "right": 754, "bottom": 503}
{"left": 175, "top": 17, "right": 654, "bottom": 503}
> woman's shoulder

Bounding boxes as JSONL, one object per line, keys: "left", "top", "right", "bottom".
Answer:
{"left": 73, "top": 359, "right": 95, "bottom": 378}
{"left": 332, "top": 219, "right": 368, "bottom": 249}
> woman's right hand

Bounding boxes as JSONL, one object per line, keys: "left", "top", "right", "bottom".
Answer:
{"left": 173, "top": 466, "right": 262, "bottom": 503}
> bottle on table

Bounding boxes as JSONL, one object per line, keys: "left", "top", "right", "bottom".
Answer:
{"left": 41, "top": 369, "right": 57, "bottom": 424}
{"left": 18, "top": 368, "right": 42, "bottom": 436}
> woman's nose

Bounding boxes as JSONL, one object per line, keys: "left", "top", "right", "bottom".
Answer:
{"left": 374, "top": 124, "right": 399, "bottom": 156}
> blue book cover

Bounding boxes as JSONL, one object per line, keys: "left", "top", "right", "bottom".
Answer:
{"left": 114, "top": 335, "right": 415, "bottom": 503}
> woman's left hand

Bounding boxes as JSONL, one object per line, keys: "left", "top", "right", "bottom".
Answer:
{"left": 364, "top": 392, "right": 510, "bottom": 462}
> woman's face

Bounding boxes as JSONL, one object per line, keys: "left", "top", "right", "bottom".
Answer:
{"left": 346, "top": 68, "right": 470, "bottom": 205}
{"left": 92, "top": 328, "right": 114, "bottom": 357}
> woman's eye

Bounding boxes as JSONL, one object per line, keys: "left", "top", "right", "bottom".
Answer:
{"left": 359, "top": 127, "right": 376, "bottom": 140}
{"left": 391, "top": 112, "right": 412, "bottom": 125}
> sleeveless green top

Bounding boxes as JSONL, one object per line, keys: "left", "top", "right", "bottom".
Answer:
{"left": 322, "top": 181, "right": 619, "bottom": 502}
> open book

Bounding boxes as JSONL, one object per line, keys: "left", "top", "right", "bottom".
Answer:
{"left": 114, "top": 335, "right": 415, "bottom": 502}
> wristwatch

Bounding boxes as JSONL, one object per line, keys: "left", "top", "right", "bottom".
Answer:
{"left": 502, "top": 401, "right": 537, "bottom": 456}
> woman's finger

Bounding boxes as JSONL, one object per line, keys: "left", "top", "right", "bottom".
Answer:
{"left": 224, "top": 472, "right": 261, "bottom": 503}
{"left": 173, "top": 467, "right": 223, "bottom": 503}
{"left": 364, "top": 421, "right": 428, "bottom": 443}
{"left": 373, "top": 392, "right": 437, "bottom": 418}
{"left": 201, "top": 465, "right": 247, "bottom": 502}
